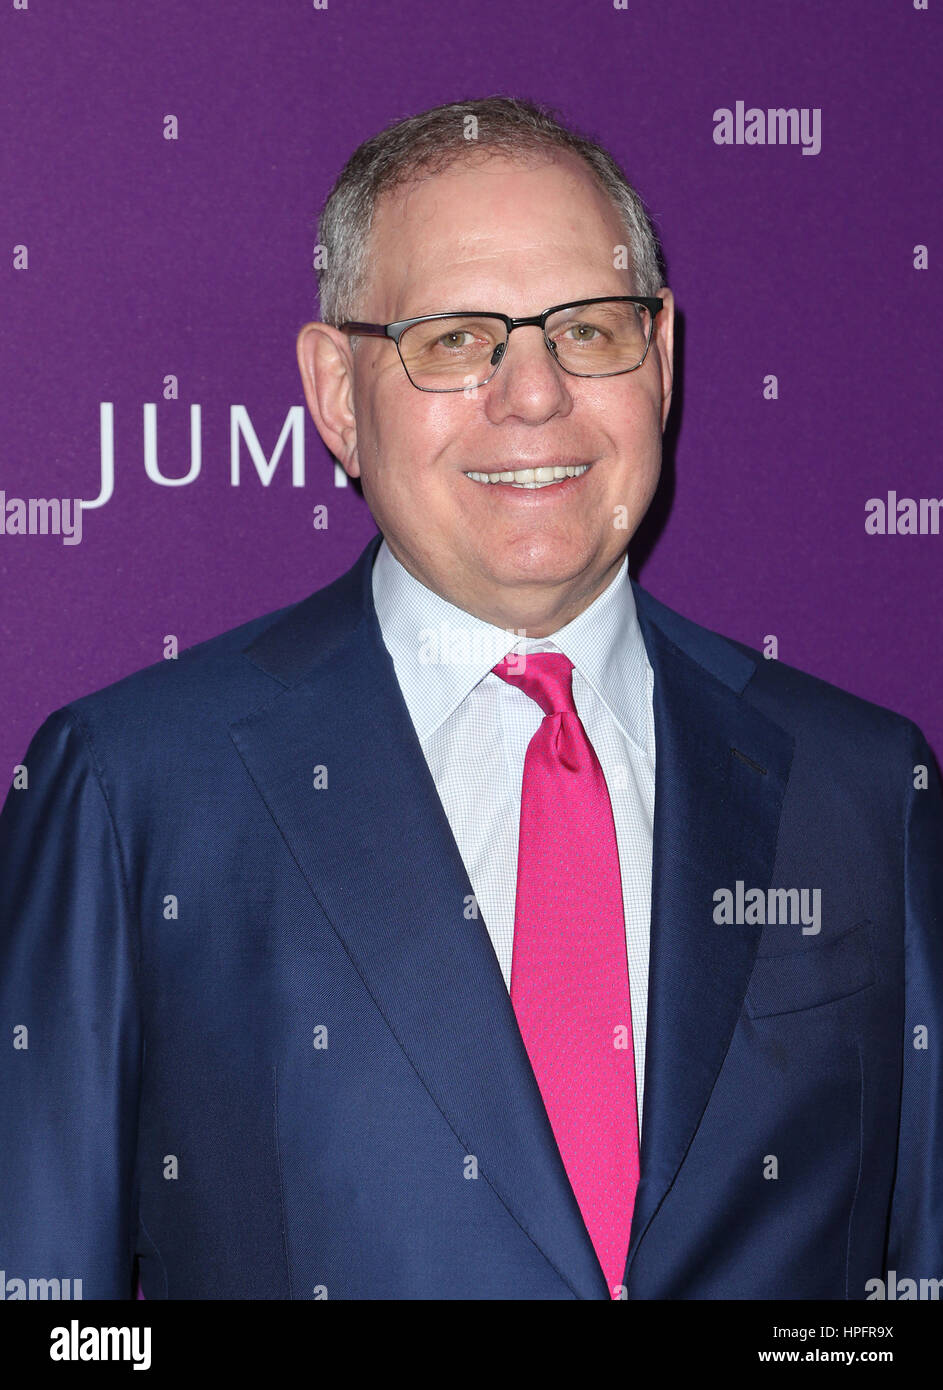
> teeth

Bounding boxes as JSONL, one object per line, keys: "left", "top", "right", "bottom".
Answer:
{"left": 465, "top": 463, "right": 591, "bottom": 488}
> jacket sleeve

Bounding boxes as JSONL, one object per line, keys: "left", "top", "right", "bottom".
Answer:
{"left": 886, "top": 720, "right": 943, "bottom": 1278}
{"left": 0, "top": 707, "right": 142, "bottom": 1299}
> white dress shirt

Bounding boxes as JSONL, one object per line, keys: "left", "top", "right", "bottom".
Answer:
{"left": 371, "top": 538, "right": 656, "bottom": 1133}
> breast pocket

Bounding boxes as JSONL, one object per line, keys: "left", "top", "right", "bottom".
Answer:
{"left": 744, "top": 921, "right": 875, "bottom": 1020}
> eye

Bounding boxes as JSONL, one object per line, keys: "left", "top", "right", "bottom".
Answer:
{"left": 436, "top": 329, "right": 476, "bottom": 349}
{"left": 558, "top": 321, "right": 604, "bottom": 343}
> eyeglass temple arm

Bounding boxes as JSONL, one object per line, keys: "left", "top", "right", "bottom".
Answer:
{"left": 337, "top": 322, "right": 389, "bottom": 337}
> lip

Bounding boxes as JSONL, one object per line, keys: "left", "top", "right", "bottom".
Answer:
{"left": 462, "top": 461, "right": 595, "bottom": 497}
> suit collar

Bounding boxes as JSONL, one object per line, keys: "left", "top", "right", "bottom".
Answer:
{"left": 241, "top": 533, "right": 382, "bottom": 689}
{"left": 631, "top": 580, "right": 759, "bottom": 695}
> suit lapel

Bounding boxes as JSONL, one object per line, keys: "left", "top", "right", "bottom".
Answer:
{"left": 229, "top": 535, "right": 608, "bottom": 1299}
{"left": 626, "top": 588, "right": 795, "bottom": 1276}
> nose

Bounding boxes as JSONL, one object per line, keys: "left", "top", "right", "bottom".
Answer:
{"left": 483, "top": 324, "right": 572, "bottom": 424}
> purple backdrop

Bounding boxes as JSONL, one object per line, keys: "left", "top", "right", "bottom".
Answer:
{"left": 2, "top": 0, "right": 941, "bottom": 785}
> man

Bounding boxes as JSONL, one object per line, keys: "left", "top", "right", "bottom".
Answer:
{"left": 1, "top": 97, "right": 940, "bottom": 1301}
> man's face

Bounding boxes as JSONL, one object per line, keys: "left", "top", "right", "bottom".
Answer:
{"left": 300, "top": 152, "right": 674, "bottom": 632}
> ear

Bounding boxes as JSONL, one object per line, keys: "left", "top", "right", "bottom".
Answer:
{"left": 652, "top": 287, "right": 675, "bottom": 433}
{"left": 296, "top": 322, "right": 361, "bottom": 478}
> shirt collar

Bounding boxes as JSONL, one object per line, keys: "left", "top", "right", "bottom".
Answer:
{"left": 371, "top": 537, "right": 651, "bottom": 754}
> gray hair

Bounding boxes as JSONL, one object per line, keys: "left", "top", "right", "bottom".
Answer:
{"left": 315, "top": 95, "right": 665, "bottom": 326}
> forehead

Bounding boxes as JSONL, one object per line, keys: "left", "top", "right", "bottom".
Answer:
{"left": 363, "top": 151, "right": 629, "bottom": 316}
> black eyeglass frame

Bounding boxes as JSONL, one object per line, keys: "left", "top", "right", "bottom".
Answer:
{"left": 337, "top": 296, "right": 664, "bottom": 392}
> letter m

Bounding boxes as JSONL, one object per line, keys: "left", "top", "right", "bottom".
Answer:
{"left": 769, "top": 888, "right": 800, "bottom": 923}
{"left": 920, "top": 498, "right": 943, "bottom": 534}
{"left": 28, "top": 1277, "right": 61, "bottom": 1299}
{"left": 231, "top": 405, "right": 305, "bottom": 486}
{"left": 767, "top": 108, "right": 799, "bottom": 144}
{"left": 28, "top": 499, "right": 61, "bottom": 534}
{"left": 101, "top": 1328, "right": 131, "bottom": 1359}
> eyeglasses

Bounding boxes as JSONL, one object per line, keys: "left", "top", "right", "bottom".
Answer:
{"left": 338, "top": 296, "right": 663, "bottom": 393}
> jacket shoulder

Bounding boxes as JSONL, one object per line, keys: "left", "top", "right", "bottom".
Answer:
{"left": 633, "top": 582, "right": 925, "bottom": 752}
{"left": 65, "top": 600, "right": 295, "bottom": 727}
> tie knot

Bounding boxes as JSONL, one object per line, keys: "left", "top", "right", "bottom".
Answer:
{"left": 492, "top": 650, "right": 576, "bottom": 719}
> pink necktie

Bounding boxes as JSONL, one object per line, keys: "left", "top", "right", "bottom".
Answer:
{"left": 493, "top": 650, "right": 639, "bottom": 1298}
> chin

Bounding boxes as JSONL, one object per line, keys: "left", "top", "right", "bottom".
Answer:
{"left": 484, "top": 540, "right": 599, "bottom": 589}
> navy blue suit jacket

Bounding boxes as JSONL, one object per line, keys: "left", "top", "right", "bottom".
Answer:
{"left": 2, "top": 534, "right": 941, "bottom": 1299}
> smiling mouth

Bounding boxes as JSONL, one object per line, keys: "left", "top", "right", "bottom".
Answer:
{"left": 463, "top": 463, "right": 593, "bottom": 490}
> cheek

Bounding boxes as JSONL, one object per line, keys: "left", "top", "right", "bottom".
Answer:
{"left": 368, "top": 382, "right": 459, "bottom": 473}
{"left": 581, "top": 374, "right": 661, "bottom": 437}
{"left": 613, "top": 392, "right": 664, "bottom": 466}
{"left": 359, "top": 393, "right": 463, "bottom": 526}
